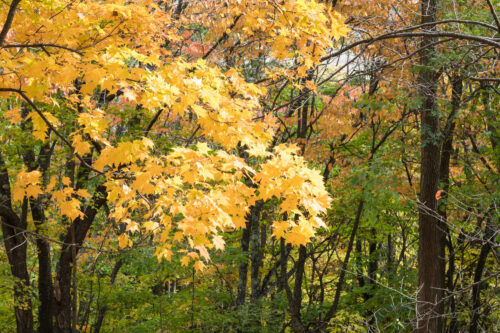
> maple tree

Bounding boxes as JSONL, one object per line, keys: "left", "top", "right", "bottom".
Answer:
{"left": 0, "top": 0, "right": 346, "bottom": 332}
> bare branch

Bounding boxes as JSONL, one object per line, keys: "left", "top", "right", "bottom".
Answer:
{"left": 486, "top": 0, "right": 500, "bottom": 33}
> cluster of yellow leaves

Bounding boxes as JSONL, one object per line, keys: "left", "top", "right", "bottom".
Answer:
{"left": 12, "top": 172, "right": 90, "bottom": 221}
{"left": 99, "top": 140, "right": 330, "bottom": 267}
{"left": 138, "top": 61, "right": 274, "bottom": 149}
{"left": 1, "top": 0, "right": 346, "bottom": 270}
{"left": 101, "top": 142, "right": 254, "bottom": 251}
{"left": 187, "top": 0, "right": 348, "bottom": 78}
{"left": 255, "top": 145, "right": 331, "bottom": 245}
{"left": 12, "top": 169, "right": 42, "bottom": 202}
{"left": 0, "top": 0, "right": 169, "bottom": 99}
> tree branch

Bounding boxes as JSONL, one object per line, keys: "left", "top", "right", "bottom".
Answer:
{"left": 0, "top": 0, "right": 22, "bottom": 47}
{"left": 2, "top": 43, "right": 83, "bottom": 55}
{"left": 144, "top": 108, "right": 164, "bottom": 137}
{"left": 486, "top": 0, "right": 500, "bottom": 33}
{"left": 321, "top": 24, "right": 500, "bottom": 63}
{"left": 202, "top": 14, "right": 242, "bottom": 60}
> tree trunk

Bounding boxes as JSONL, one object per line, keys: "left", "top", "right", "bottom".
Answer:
{"left": 416, "top": 0, "right": 443, "bottom": 331}
{"left": 54, "top": 185, "right": 106, "bottom": 333}
{"left": 287, "top": 245, "right": 307, "bottom": 333}
{"left": 0, "top": 153, "right": 34, "bottom": 333}
{"left": 250, "top": 202, "right": 264, "bottom": 302}
{"left": 278, "top": 238, "right": 289, "bottom": 292}
{"left": 438, "top": 76, "right": 461, "bottom": 332}
{"left": 31, "top": 198, "right": 54, "bottom": 333}
{"left": 20, "top": 112, "right": 55, "bottom": 332}
{"left": 236, "top": 219, "right": 252, "bottom": 306}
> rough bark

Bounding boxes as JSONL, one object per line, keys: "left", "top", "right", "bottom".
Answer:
{"left": 416, "top": 0, "right": 444, "bottom": 331}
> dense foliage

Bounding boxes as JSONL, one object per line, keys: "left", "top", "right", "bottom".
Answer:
{"left": 0, "top": 0, "right": 498, "bottom": 332}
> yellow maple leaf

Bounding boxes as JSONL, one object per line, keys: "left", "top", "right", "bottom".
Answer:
{"left": 122, "top": 88, "right": 137, "bottom": 102}
{"left": 194, "top": 260, "right": 205, "bottom": 271}
{"left": 30, "top": 112, "right": 49, "bottom": 141}
{"left": 181, "top": 256, "right": 191, "bottom": 266}
{"left": 272, "top": 221, "right": 289, "bottom": 239}
{"left": 287, "top": 223, "right": 315, "bottom": 246}
{"left": 13, "top": 170, "right": 42, "bottom": 201}
{"left": 144, "top": 221, "right": 159, "bottom": 232}
{"left": 212, "top": 235, "right": 225, "bottom": 250}
{"left": 155, "top": 247, "right": 171, "bottom": 262}
{"left": 75, "top": 189, "right": 91, "bottom": 200}
{"left": 73, "top": 134, "right": 91, "bottom": 156}
{"left": 62, "top": 177, "right": 71, "bottom": 186}
{"left": 125, "top": 221, "right": 139, "bottom": 234}
{"left": 60, "top": 198, "right": 83, "bottom": 221}
{"left": 117, "top": 233, "right": 130, "bottom": 249}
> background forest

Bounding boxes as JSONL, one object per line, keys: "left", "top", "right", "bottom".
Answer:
{"left": 0, "top": 0, "right": 499, "bottom": 332}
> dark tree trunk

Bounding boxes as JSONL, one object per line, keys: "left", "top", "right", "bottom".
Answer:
{"left": 278, "top": 238, "right": 289, "bottom": 292}
{"left": 355, "top": 239, "right": 368, "bottom": 301}
{"left": 439, "top": 76, "right": 461, "bottom": 332}
{"left": 31, "top": 198, "right": 55, "bottom": 333}
{"left": 236, "top": 218, "right": 252, "bottom": 306}
{"left": 416, "top": 0, "right": 444, "bottom": 331}
{"left": 469, "top": 213, "right": 495, "bottom": 333}
{"left": 54, "top": 185, "right": 107, "bottom": 333}
{"left": 20, "top": 109, "right": 55, "bottom": 333}
{"left": 287, "top": 245, "right": 307, "bottom": 333}
{"left": 250, "top": 201, "right": 264, "bottom": 302}
{"left": 0, "top": 153, "right": 34, "bottom": 333}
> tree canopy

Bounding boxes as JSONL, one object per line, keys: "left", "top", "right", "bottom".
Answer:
{"left": 0, "top": 0, "right": 498, "bottom": 332}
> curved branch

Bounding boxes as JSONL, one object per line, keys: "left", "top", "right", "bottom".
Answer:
{"left": 322, "top": 25, "right": 500, "bottom": 63}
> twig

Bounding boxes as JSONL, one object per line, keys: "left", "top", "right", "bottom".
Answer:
{"left": 486, "top": 0, "right": 500, "bottom": 33}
